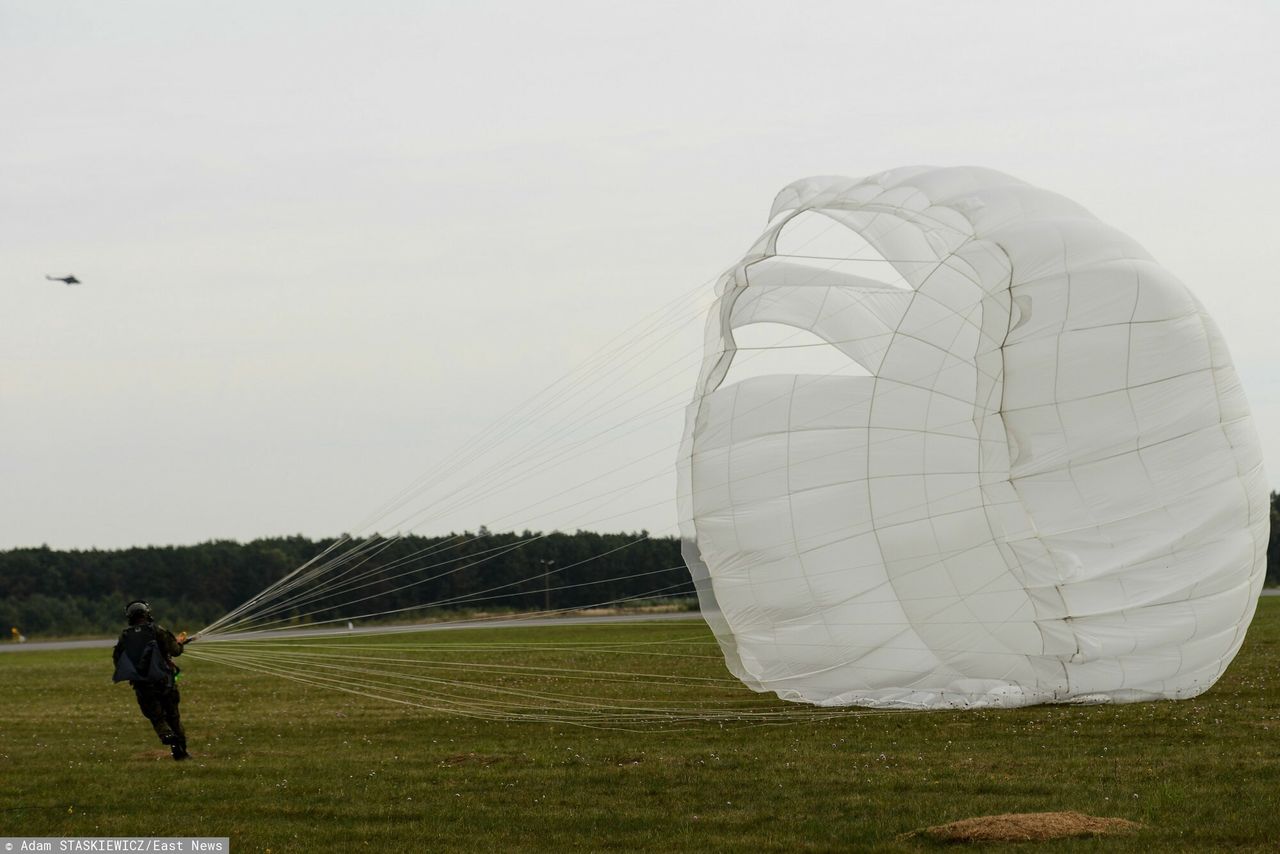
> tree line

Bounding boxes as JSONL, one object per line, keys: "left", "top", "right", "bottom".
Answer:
{"left": 0, "top": 530, "right": 690, "bottom": 639}
{"left": 5, "top": 489, "right": 1280, "bottom": 639}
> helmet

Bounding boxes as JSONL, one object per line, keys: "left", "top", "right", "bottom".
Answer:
{"left": 124, "top": 600, "right": 152, "bottom": 621}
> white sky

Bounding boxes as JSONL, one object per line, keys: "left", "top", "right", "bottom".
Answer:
{"left": 3, "top": 0, "right": 1277, "bottom": 549}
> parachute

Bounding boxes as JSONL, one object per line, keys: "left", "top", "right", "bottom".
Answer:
{"left": 677, "top": 166, "right": 1268, "bottom": 709}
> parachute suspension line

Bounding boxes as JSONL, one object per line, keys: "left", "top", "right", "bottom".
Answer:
{"left": 209, "top": 217, "right": 962, "bottom": 645}
{"left": 197, "top": 202, "right": 1035, "bottom": 726}
{"left": 193, "top": 648, "right": 745, "bottom": 699}
{"left": 196, "top": 620, "right": 1053, "bottom": 699}
{"left": 187, "top": 616, "right": 885, "bottom": 728}
{"left": 198, "top": 534, "right": 363, "bottom": 637}
{"left": 209, "top": 533, "right": 685, "bottom": 636}
{"left": 334, "top": 226, "right": 930, "bottom": 555}
{"left": 230, "top": 652, "right": 743, "bottom": 694}
{"left": 347, "top": 280, "right": 713, "bottom": 537}
{"left": 204, "top": 534, "right": 538, "bottom": 636}
{"left": 209, "top": 535, "right": 558, "bottom": 636}
{"left": 213, "top": 436, "right": 700, "bottom": 633}
{"left": 368, "top": 341, "right": 702, "bottom": 540}
{"left": 229, "top": 217, "right": 860, "bottom": 598}
{"left": 210, "top": 365, "right": 788, "bottom": 632}
{"left": 198, "top": 296, "right": 706, "bottom": 635}
{"left": 196, "top": 646, "right": 732, "bottom": 711}
{"left": 208, "top": 425, "right": 997, "bottom": 639}
{"left": 386, "top": 250, "right": 956, "bottom": 552}
{"left": 215, "top": 578, "right": 695, "bottom": 640}
{"left": 227, "top": 363, "right": 952, "bottom": 637}
{"left": 199, "top": 535, "right": 407, "bottom": 637}
{"left": 222, "top": 285, "right": 711, "bottom": 606}
{"left": 184, "top": 645, "right": 871, "bottom": 730}
{"left": 201, "top": 534, "right": 427, "bottom": 637}
{"left": 323, "top": 212, "right": 853, "bottom": 545}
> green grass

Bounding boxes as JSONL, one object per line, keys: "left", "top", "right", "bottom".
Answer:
{"left": 2, "top": 602, "right": 1278, "bottom": 852}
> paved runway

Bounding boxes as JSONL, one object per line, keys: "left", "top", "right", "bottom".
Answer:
{"left": 6, "top": 592, "right": 1280, "bottom": 653}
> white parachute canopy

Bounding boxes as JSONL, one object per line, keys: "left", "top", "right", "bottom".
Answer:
{"left": 677, "top": 166, "right": 1268, "bottom": 709}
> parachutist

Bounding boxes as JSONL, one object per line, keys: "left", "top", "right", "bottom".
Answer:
{"left": 45, "top": 274, "right": 81, "bottom": 285}
{"left": 112, "top": 600, "right": 193, "bottom": 760}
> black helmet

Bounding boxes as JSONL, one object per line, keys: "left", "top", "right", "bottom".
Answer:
{"left": 124, "top": 600, "right": 152, "bottom": 621}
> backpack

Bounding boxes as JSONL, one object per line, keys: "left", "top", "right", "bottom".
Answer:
{"left": 112, "top": 624, "right": 174, "bottom": 687}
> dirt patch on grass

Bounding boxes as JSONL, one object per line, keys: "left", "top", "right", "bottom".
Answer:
{"left": 909, "top": 811, "right": 1142, "bottom": 843}
{"left": 438, "top": 752, "right": 505, "bottom": 767}
{"left": 133, "top": 749, "right": 175, "bottom": 761}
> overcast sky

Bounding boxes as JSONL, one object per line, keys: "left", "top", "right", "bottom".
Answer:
{"left": 3, "top": 0, "right": 1277, "bottom": 550}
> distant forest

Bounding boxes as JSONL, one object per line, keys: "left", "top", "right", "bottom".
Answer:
{"left": 0, "top": 530, "right": 689, "bottom": 639}
{"left": 4, "top": 491, "right": 1279, "bottom": 639}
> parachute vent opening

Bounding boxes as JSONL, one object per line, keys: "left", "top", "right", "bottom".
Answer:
{"left": 772, "top": 210, "right": 914, "bottom": 290}
{"left": 718, "top": 323, "right": 872, "bottom": 389}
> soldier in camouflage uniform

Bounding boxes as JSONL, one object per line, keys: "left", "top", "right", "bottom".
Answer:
{"left": 112, "top": 601, "right": 192, "bottom": 760}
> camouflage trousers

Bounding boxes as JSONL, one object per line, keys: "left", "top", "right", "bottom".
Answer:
{"left": 133, "top": 683, "right": 185, "bottom": 746}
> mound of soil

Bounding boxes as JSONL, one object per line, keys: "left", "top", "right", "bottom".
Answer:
{"left": 913, "top": 811, "right": 1142, "bottom": 843}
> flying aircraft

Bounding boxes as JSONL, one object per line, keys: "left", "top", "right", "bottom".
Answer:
{"left": 45, "top": 274, "right": 81, "bottom": 285}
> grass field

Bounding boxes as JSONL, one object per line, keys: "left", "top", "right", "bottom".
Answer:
{"left": 2, "top": 602, "right": 1278, "bottom": 852}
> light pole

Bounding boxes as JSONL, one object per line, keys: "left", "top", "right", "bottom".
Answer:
{"left": 540, "top": 558, "right": 556, "bottom": 613}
